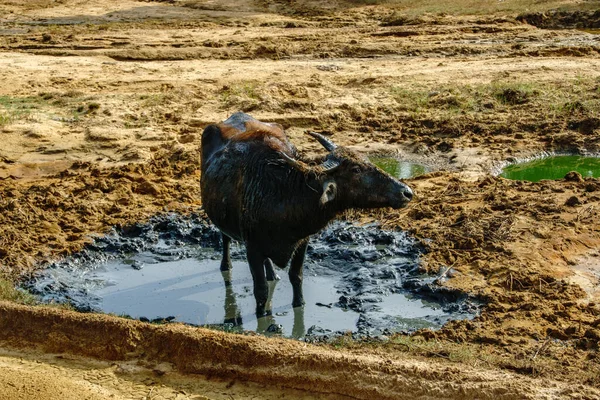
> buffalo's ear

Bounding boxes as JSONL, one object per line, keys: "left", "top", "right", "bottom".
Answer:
{"left": 320, "top": 180, "right": 337, "bottom": 206}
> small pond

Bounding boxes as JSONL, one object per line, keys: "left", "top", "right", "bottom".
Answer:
{"left": 500, "top": 155, "right": 600, "bottom": 182}
{"left": 370, "top": 156, "right": 430, "bottom": 179}
{"left": 24, "top": 214, "right": 477, "bottom": 340}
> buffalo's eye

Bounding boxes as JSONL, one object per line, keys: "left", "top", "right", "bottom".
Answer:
{"left": 351, "top": 165, "right": 362, "bottom": 173}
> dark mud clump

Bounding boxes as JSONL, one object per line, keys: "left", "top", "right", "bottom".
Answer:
{"left": 23, "top": 213, "right": 478, "bottom": 340}
{"left": 517, "top": 10, "right": 600, "bottom": 29}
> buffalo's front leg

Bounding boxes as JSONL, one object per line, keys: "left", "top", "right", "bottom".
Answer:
{"left": 220, "top": 233, "right": 232, "bottom": 272}
{"left": 247, "top": 245, "right": 269, "bottom": 316}
{"left": 289, "top": 239, "right": 308, "bottom": 308}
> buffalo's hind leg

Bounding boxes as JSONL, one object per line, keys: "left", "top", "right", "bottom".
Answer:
{"left": 246, "top": 244, "right": 269, "bottom": 316}
{"left": 220, "top": 233, "right": 232, "bottom": 272}
{"left": 264, "top": 258, "right": 280, "bottom": 281}
{"left": 289, "top": 239, "right": 309, "bottom": 308}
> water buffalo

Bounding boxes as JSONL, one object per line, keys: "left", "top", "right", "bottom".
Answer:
{"left": 201, "top": 112, "right": 413, "bottom": 316}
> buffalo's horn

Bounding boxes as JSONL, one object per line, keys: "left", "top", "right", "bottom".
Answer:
{"left": 321, "top": 158, "right": 340, "bottom": 172}
{"left": 279, "top": 151, "right": 304, "bottom": 170}
{"left": 307, "top": 131, "right": 337, "bottom": 151}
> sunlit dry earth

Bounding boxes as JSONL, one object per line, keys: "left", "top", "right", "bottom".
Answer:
{"left": 1, "top": 0, "right": 600, "bottom": 399}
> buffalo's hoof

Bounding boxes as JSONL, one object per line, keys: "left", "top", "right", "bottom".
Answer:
{"left": 255, "top": 301, "right": 270, "bottom": 317}
{"left": 266, "top": 272, "right": 280, "bottom": 281}
{"left": 220, "top": 262, "right": 232, "bottom": 272}
{"left": 292, "top": 299, "right": 305, "bottom": 308}
{"left": 255, "top": 307, "right": 267, "bottom": 317}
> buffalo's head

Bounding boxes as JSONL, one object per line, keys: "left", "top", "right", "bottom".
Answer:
{"left": 281, "top": 132, "right": 413, "bottom": 210}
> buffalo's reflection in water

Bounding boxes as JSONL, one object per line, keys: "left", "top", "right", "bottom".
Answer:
{"left": 221, "top": 270, "right": 242, "bottom": 327}
{"left": 221, "top": 271, "right": 305, "bottom": 338}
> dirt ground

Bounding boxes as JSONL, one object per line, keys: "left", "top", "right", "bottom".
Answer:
{"left": 1, "top": 0, "right": 600, "bottom": 398}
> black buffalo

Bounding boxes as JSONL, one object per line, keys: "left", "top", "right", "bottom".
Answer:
{"left": 201, "top": 112, "right": 413, "bottom": 315}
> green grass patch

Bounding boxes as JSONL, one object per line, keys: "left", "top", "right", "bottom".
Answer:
{"left": 490, "top": 82, "right": 538, "bottom": 105}
{"left": 388, "top": 78, "right": 600, "bottom": 119}
{"left": 0, "top": 93, "right": 102, "bottom": 126}
{"left": 140, "top": 93, "right": 175, "bottom": 108}
{"left": 0, "top": 278, "right": 37, "bottom": 305}
{"left": 390, "top": 87, "right": 430, "bottom": 112}
{"left": 0, "top": 95, "right": 44, "bottom": 126}
{"left": 220, "top": 81, "right": 264, "bottom": 111}
{"left": 221, "top": 81, "right": 262, "bottom": 103}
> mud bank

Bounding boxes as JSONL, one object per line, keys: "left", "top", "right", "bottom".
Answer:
{"left": 2, "top": 301, "right": 597, "bottom": 400}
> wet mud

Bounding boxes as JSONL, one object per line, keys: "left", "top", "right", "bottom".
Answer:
{"left": 25, "top": 214, "right": 477, "bottom": 340}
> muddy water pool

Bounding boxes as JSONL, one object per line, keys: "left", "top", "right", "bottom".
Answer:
{"left": 26, "top": 214, "right": 477, "bottom": 340}
{"left": 500, "top": 155, "right": 600, "bottom": 182}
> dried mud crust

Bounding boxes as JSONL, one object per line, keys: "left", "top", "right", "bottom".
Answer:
{"left": 0, "top": 0, "right": 600, "bottom": 398}
{"left": 0, "top": 338, "right": 351, "bottom": 400}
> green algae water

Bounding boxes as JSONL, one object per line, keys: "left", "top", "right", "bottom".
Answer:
{"left": 500, "top": 156, "right": 600, "bottom": 182}
{"left": 370, "top": 157, "right": 429, "bottom": 179}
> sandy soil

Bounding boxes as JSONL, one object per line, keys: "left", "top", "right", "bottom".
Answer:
{"left": 0, "top": 334, "right": 346, "bottom": 400}
{"left": 1, "top": 0, "right": 600, "bottom": 398}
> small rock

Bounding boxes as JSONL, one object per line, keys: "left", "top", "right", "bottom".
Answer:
{"left": 135, "top": 181, "right": 161, "bottom": 196}
{"left": 153, "top": 362, "right": 173, "bottom": 376}
{"left": 457, "top": 237, "right": 478, "bottom": 250}
{"left": 316, "top": 64, "right": 341, "bottom": 72}
{"left": 436, "top": 141, "right": 453, "bottom": 153}
{"left": 266, "top": 323, "right": 283, "bottom": 334}
{"left": 131, "top": 260, "right": 144, "bottom": 270}
{"left": 564, "top": 171, "right": 584, "bottom": 182}
{"left": 565, "top": 196, "right": 581, "bottom": 207}
{"left": 584, "top": 328, "right": 600, "bottom": 341}
{"left": 187, "top": 118, "right": 205, "bottom": 127}
{"left": 547, "top": 327, "right": 569, "bottom": 340}
{"left": 178, "top": 134, "right": 196, "bottom": 144}
{"left": 564, "top": 325, "right": 579, "bottom": 336}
